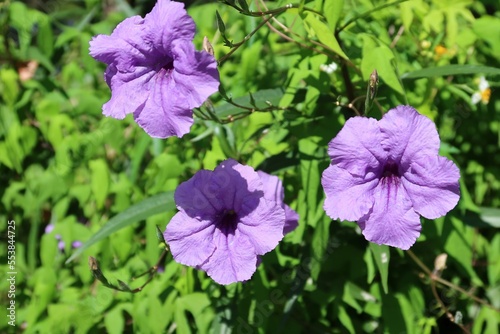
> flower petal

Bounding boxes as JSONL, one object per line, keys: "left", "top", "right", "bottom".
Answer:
{"left": 90, "top": 15, "right": 159, "bottom": 120}
{"left": 358, "top": 181, "right": 421, "bottom": 250}
{"left": 89, "top": 16, "right": 154, "bottom": 71}
{"left": 256, "top": 171, "right": 299, "bottom": 234}
{"left": 237, "top": 198, "right": 285, "bottom": 254}
{"left": 102, "top": 65, "right": 155, "bottom": 119}
{"left": 257, "top": 171, "right": 284, "bottom": 204}
{"left": 144, "top": 0, "right": 195, "bottom": 53}
{"left": 283, "top": 205, "right": 299, "bottom": 235}
{"left": 328, "top": 117, "right": 386, "bottom": 177}
{"left": 200, "top": 230, "right": 257, "bottom": 285}
{"left": 174, "top": 169, "right": 223, "bottom": 220}
{"left": 164, "top": 211, "right": 216, "bottom": 267}
{"left": 379, "top": 106, "right": 440, "bottom": 171}
{"left": 213, "top": 159, "right": 264, "bottom": 214}
{"left": 170, "top": 41, "right": 219, "bottom": 110}
{"left": 133, "top": 70, "right": 194, "bottom": 138}
{"left": 471, "top": 92, "right": 481, "bottom": 105}
{"left": 322, "top": 164, "right": 378, "bottom": 221}
{"left": 402, "top": 155, "right": 460, "bottom": 219}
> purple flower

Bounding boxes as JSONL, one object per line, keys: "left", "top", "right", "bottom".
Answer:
{"left": 257, "top": 171, "right": 299, "bottom": 234}
{"left": 164, "top": 159, "right": 298, "bottom": 285}
{"left": 55, "top": 235, "right": 65, "bottom": 251}
{"left": 72, "top": 241, "right": 82, "bottom": 248}
{"left": 44, "top": 224, "right": 54, "bottom": 234}
{"left": 89, "top": 0, "right": 220, "bottom": 138}
{"left": 321, "top": 106, "right": 460, "bottom": 250}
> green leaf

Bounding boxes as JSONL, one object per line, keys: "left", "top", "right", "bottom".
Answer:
{"left": 338, "top": 305, "right": 355, "bottom": 334}
{"left": 215, "top": 10, "right": 226, "bottom": 34}
{"left": 237, "top": 0, "right": 249, "bottom": 13}
{"left": 304, "top": 13, "right": 348, "bottom": 59}
{"left": 66, "top": 192, "right": 175, "bottom": 263}
{"left": 215, "top": 88, "right": 284, "bottom": 117}
{"left": 324, "top": 0, "right": 344, "bottom": 30}
{"left": 89, "top": 159, "right": 110, "bottom": 210}
{"left": 444, "top": 217, "right": 482, "bottom": 286}
{"left": 471, "top": 307, "right": 500, "bottom": 334}
{"left": 37, "top": 17, "right": 54, "bottom": 58}
{"left": 0, "top": 68, "right": 20, "bottom": 106}
{"left": 214, "top": 124, "right": 238, "bottom": 159}
{"left": 477, "top": 207, "right": 500, "bottom": 228}
{"left": 473, "top": 16, "right": 500, "bottom": 58}
{"left": 105, "top": 307, "right": 125, "bottom": 334}
{"left": 361, "top": 35, "right": 404, "bottom": 94}
{"left": 401, "top": 65, "right": 500, "bottom": 79}
{"left": 310, "top": 215, "right": 331, "bottom": 280}
{"left": 488, "top": 234, "right": 500, "bottom": 285}
{"left": 369, "top": 244, "right": 390, "bottom": 294}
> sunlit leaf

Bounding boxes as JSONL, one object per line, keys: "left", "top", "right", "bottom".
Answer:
{"left": 66, "top": 192, "right": 175, "bottom": 263}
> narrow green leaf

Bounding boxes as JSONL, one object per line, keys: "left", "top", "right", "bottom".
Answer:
{"left": 310, "top": 215, "right": 331, "bottom": 280}
{"left": 401, "top": 65, "right": 500, "bottom": 79}
{"left": 66, "top": 192, "right": 175, "bottom": 263}
{"left": 215, "top": 10, "right": 226, "bottom": 34}
{"left": 214, "top": 124, "right": 238, "bottom": 159}
{"left": 237, "top": 0, "right": 249, "bottom": 13}
{"left": 117, "top": 280, "right": 132, "bottom": 292}
{"left": 155, "top": 225, "right": 166, "bottom": 244}
{"left": 369, "top": 244, "right": 390, "bottom": 293}
{"left": 338, "top": 305, "right": 356, "bottom": 334}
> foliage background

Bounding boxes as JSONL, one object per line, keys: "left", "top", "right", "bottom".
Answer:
{"left": 1, "top": 0, "right": 499, "bottom": 333}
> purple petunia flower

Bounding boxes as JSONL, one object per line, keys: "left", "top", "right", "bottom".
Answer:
{"left": 321, "top": 106, "right": 460, "bottom": 250}
{"left": 164, "top": 159, "right": 298, "bottom": 285}
{"left": 89, "top": 0, "right": 220, "bottom": 138}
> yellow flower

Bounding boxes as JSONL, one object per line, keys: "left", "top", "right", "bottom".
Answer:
{"left": 471, "top": 76, "right": 491, "bottom": 105}
{"left": 434, "top": 45, "right": 447, "bottom": 56}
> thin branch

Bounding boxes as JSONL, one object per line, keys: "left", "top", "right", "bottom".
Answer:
{"left": 406, "top": 250, "right": 499, "bottom": 312}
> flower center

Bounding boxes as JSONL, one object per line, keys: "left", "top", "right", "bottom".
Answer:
{"left": 380, "top": 160, "right": 401, "bottom": 185}
{"left": 216, "top": 210, "right": 238, "bottom": 235}
{"left": 162, "top": 60, "right": 174, "bottom": 72}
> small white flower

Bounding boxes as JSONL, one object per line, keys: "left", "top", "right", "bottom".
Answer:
{"left": 381, "top": 252, "right": 388, "bottom": 264}
{"left": 471, "top": 76, "right": 491, "bottom": 105}
{"left": 320, "top": 62, "right": 338, "bottom": 74}
{"left": 361, "top": 291, "right": 377, "bottom": 302}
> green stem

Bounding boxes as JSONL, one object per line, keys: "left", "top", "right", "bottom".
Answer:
{"left": 218, "top": 12, "right": 281, "bottom": 65}
{"left": 336, "top": 0, "right": 408, "bottom": 33}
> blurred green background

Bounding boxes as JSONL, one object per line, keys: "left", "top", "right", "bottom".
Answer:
{"left": 1, "top": 0, "right": 499, "bottom": 333}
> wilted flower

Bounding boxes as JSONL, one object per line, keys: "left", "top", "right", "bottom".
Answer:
{"left": 321, "top": 106, "right": 460, "bottom": 250}
{"left": 89, "top": 0, "right": 220, "bottom": 138}
{"left": 164, "top": 159, "right": 298, "bottom": 285}
{"left": 471, "top": 76, "right": 491, "bottom": 105}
